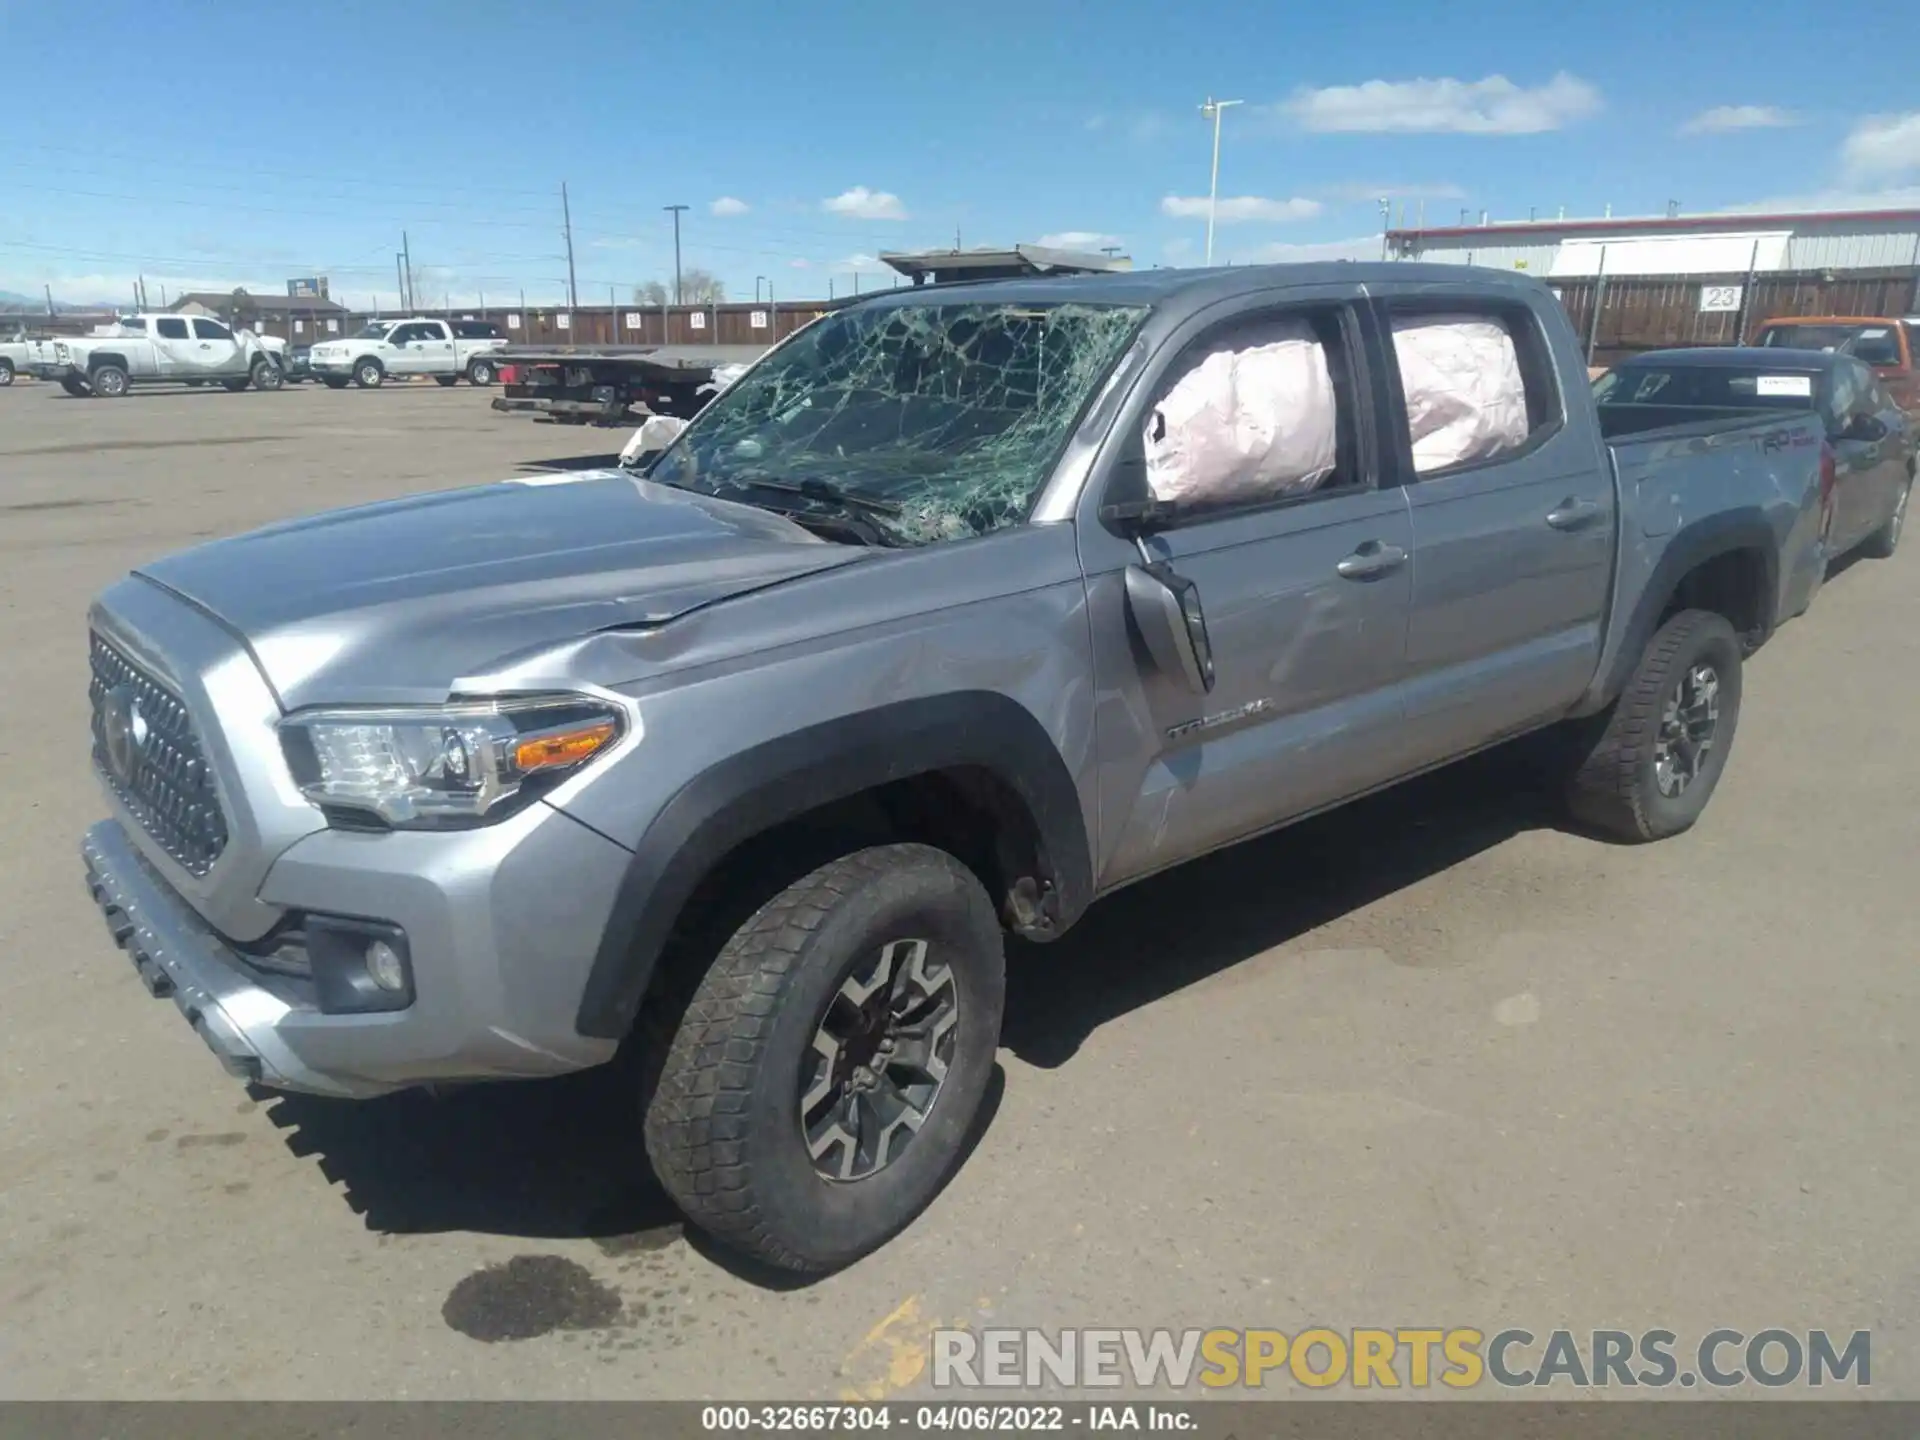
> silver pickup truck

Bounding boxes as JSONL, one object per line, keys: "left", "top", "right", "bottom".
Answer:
{"left": 81, "top": 265, "right": 1827, "bottom": 1274}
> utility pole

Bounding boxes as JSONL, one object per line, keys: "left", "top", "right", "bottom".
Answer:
{"left": 45, "top": 284, "right": 53, "bottom": 316}
{"left": 402, "top": 232, "right": 415, "bottom": 311}
{"left": 1379, "top": 198, "right": 1391, "bottom": 260}
{"left": 395, "top": 255, "right": 407, "bottom": 313}
{"left": 664, "top": 204, "right": 688, "bottom": 304}
{"left": 1199, "top": 96, "right": 1242, "bottom": 265}
{"left": 561, "top": 182, "right": 578, "bottom": 310}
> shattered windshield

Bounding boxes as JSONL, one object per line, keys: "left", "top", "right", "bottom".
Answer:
{"left": 647, "top": 299, "right": 1147, "bottom": 544}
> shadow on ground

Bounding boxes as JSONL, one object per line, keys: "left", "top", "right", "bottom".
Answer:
{"left": 263, "top": 741, "right": 1558, "bottom": 1256}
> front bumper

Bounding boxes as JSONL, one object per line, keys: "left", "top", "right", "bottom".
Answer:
{"left": 82, "top": 801, "right": 630, "bottom": 1099}
{"left": 308, "top": 355, "right": 353, "bottom": 375}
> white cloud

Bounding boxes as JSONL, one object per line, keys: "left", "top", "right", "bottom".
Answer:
{"left": 1681, "top": 105, "right": 1799, "bottom": 135}
{"left": 1237, "top": 235, "right": 1386, "bottom": 264}
{"left": 788, "top": 258, "right": 812, "bottom": 269}
{"left": 835, "top": 253, "right": 879, "bottom": 271}
{"left": 709, "top": 196, "right": 750, "bottom": 217}
{"left": 1842, "top": 112, "right": 1920, "bottom": 181}
{"left": 1284, "top": 72, "right": 1600, "bottom": 134}
{"left": 822, "top": 186, "right": 908, "bottom": 221}
{"left": 1038, "top": 231, "right": 1123, "bottom": 251}
{"left": 1716, "top": 183, "right": 1920, "bottom": 215}
{"left": 1160, "top": 194, "right": 1322, "bottom": 223}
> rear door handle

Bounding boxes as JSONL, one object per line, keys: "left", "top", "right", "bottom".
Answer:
{"left": 1335, "top": 541, "right": 1408, "bottom": 580}
{"left": 1547, "top": 497, "right": 1601, "bottom": 530}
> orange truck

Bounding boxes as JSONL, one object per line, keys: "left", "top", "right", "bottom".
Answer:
{"left": 1750, "top": 315, "right": 1920, "bottom": 414}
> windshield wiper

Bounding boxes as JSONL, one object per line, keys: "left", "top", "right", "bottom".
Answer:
{"left": 726, "top": 474, "right": 904, "bottom": 517}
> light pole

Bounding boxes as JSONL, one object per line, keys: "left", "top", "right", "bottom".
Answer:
{"left": 664, "top": 204, "right": 689, "bottom": 305}
{"left": 754, "top": 276, "right": 768, "bottom": 303}
{"left": 1199, "top": 96, "right": 1242, "bottom": 265}
{"left": 1379, "top": 197, "right": 1391, "bottom": 260}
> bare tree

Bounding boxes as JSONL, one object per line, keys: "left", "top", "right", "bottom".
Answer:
{"left": 680, "top": 269, "right": 726, "bottom": 304}
{"left": 633, "top": 281, "right": 670, "bottom": 306}
{"left": 227, "top": 287, "right": 258, "bottom": 329}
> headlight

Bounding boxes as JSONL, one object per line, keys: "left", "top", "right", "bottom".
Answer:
{"left": 279, "top": 694, "right": 625, "bottom": 828}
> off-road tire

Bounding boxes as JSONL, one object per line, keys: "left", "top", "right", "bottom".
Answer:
{"left": 90, "top": 364, "right": 129, "bottom": 398}
{"left": 1564, "top": 608, "right": 1742, "bottom": 842}
{"left": 1860, "top": 473, "right": 1911, "bottom": 560}
{"left": 644, "top": 844, "right": 1005, "bottom": 1274}
{"left": 251, "top": 357, "right": 284, "bottom": 391}
{"left": 0, "top": 358, "right": 13, "bottom": 386}
{"left": 467, "top": 357, "right": 495, "bottom": 386}
{"left": 354, "top": 358, "right": 384, "bottom": 389}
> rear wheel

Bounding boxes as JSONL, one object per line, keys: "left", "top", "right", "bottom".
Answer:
{"left": 354, "top": 358, "right": 384, "bottom": 389}
{"left": 433, "top": 374, "right": 457, "bottom": 387}
{"left": 60, "top": 376, "right": 90, "bottom": 397}
{"left": 89, "top": 364, "right": 129, "bottom": 398}
{"left": 466, "top": 357, "right": 495, "bottom": 386}
{"left": 1563, "top": 609, "right": 1743, "bottom": 842}
{"left": 321, "top": 376, "right": 349, "bottom": 390}
{"left": 0, "top": 358, "right": 13, "bottom": 386}
{"left": 644, "top": 844, "right": 1004, "bottom": 1274}
{"left": 221, "top": 377, "right": 250, "bottom": 392}
{"left": 1860, "top": 473, "right": 1911, "bottom": 560}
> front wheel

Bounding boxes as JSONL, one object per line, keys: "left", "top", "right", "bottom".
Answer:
{"left": 1860, "top": 474, "right": 1911, "bottom": 560}
{"left": 354, "top": 358, "right": 384, "bottom": 389}
{"left": 466, "top": 357, "right": 495, "bottom": 386}
{"left": 251, "top": 357, "right": 284, "bottom": 391}
{"left": 1563, "top": 609, "right": 1743, "bottom": 842}
{"left": 0, "top": 358, "right": 13, "bottom": 386}
{"left": 644, "top": 844, "right": 1005, "bottom": 1275}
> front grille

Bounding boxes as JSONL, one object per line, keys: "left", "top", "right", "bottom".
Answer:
{"left": 89, "top": 633, "right": 230, "bottom": 876}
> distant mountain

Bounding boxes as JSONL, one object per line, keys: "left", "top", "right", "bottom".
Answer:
{"left": 0, "top": 289, "right": 109, "bottom": 312}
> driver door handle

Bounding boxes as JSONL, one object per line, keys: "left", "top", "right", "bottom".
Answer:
{"left": 1336, "top": 542, "right": 1408, "bottom": 580}
{"left": 1547, "top": 497, "right": 1601, "bottom": 530}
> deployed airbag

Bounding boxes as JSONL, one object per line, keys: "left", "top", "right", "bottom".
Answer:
{"left": 1390, "top": 315, "right": 1530, "bottom": 472}
{"left": 1144, "top": 321, "right": 1337, "bottom": 507}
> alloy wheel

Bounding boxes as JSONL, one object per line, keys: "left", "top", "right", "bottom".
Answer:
{"left": 1653, "top": 663, "right": 1720, "bottom": 797}
{"left": 799, "top": 937, "right": 959, "bottom": 1182}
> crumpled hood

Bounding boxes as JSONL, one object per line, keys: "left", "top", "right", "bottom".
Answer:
{"left": 135, "top": 471, "right": 864, "bottom": 709}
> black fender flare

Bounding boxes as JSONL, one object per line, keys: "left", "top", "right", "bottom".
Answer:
{"left": 573, "top": 692, "right": 1093, "bottom": 1040}
{"left": 1594, "top": 507, "right": 1779, "bottom": 706}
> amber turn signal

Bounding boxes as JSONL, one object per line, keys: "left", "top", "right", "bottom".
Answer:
{"left": 512, "top": 720, "right": 618, "bottom": 773}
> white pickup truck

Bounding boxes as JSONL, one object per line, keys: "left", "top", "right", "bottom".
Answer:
{"left": 29, "top": 315, "right": 288, "bottom": 397}
{"left": 1, "top": 324, "right": 41, "bottom": 385}
{"left": 307, "top": 317, "right": 510, "bottom": 389}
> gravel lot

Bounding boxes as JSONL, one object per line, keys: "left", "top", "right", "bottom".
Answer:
{"left": 2, "top": 379, "right": 1917, "bottom": 1401}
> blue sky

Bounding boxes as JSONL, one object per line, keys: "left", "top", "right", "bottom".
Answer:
{"left": 3, "top": 0, "right": 1918, "bottom": 309}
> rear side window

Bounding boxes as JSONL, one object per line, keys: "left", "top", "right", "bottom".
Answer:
{"left": 154, "top": 317, "right": 189, "bottom": 339}
{"left": 192, "top": 318, "right": 233, "bottom": 341}
{"left": 1378, "top": 302, "right": 1561, "bottom": 476}
{"left": 453, "top": 320, "right": 501, "bottom": 338}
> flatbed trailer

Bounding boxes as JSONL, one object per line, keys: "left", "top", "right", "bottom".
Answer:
{"left": 489, "top": 343, "right": 767, "bottom": 426}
